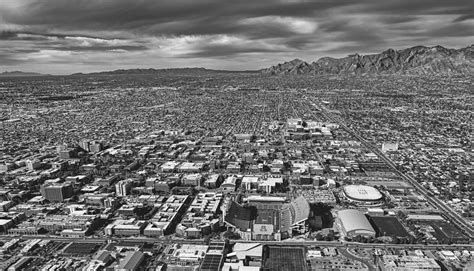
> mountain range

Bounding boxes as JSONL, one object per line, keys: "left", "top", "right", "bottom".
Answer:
{"left": 0, "top": 71, "right": 47, "bottom": 77}
{"left": 71, "top": 67, "right": 257, "bottom": 76}
{"left": 2, "top": 45, "right": 473, "bottom": 77}
{"left": 261, "top": 45, "right": 473, "bottom": 75}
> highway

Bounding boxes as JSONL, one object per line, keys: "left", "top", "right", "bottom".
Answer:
{"left": 2, "top": 234, "right": 473, "bottom": 250}
{"left": 4, "top": 234, "right": 207, "bottom": 245}
{"left": 228, "top": 239, "right": 474, "bottom": 250}
{"left": 309, "top": 100, "right": 474, "bottom": 239}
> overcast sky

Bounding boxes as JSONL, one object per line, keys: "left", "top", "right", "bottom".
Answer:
{"left": 0, "top": 0, "right": 473, "bottom": 74}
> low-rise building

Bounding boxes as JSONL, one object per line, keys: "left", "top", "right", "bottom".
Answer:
{"left": 377, "top": 255, "right": 441, "bottom": 271}
{"left": 177, "top": 192, "right": 222, "bottom": 238}
{"left": 10, "top": 213, "right": 98, "bottom": 235}
{"left": 143, "top": 195, "right": 189, "bottom": 237}
{"left": 221, "top": 176, "right": 237, "bottom": 192}
{"left": 105, "top": 219, "right": 147, "bottom": 236}
{"left": 116, "top": 251, "right": 145, "bottom": 271}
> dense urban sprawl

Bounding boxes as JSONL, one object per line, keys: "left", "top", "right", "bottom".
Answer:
{"left": 0, "top": 73, "right": 472, "bottom": 270}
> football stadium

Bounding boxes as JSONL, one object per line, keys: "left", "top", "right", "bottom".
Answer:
{"left": 224, "top": 196, "right": 310, "bottom": 241}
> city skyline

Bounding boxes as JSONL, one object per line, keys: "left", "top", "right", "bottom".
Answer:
{"left": 1, "top": 0, "right": 473, "bottom": 74}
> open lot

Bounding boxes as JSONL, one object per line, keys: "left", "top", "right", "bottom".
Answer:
{"left": 263, "top": 245, "right": 308, "bottom": 271}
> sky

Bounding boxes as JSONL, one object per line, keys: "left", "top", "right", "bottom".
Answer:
{"left": 0, "top": 0, "right": 473, "bottom": 74}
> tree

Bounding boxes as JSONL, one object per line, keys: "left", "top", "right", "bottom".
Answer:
{"left": 223, "top": 231, "right": 241, "bottom": 240}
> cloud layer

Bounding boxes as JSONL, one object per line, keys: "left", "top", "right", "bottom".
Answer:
{"left": 0, "top": 0, "right": 473, "bottom": 74}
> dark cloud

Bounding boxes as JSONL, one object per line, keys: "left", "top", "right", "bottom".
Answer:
{"left": 318, "top": 20, "right": 351, "bottom": 33}
{"left": 0, "top": 30, "right": 148, "bottom": 55}
{"left": 0, "top": 0, "right": 472, "bottom": 73}
{"left": 1, "top": 0, "right": 351, "bottom": 29}
{"left": 1, "top": 0, "right": 348, "bottom": 41}
{"left": 181, "top": 45, "right": 285, "bottom": 58}
{"left": 0, "top": 53, "right": 28, "bottom": 65}
{"left": 317, "top": 20, "right": 386, "bottom": 48}
{"left": 143, "top": 17, "right": 311, "bottom": 40}
{"left": 378, "top": 16, "right": 420, "bottom": 25}
{"left": 356, "top": 0, "right": 474, "bottom": 16}
{"left": 453, "top": 14, "right": 474, "bottom": 22}
{"left": 334, "top": 27, "right": 384, "bottom": 44}
{"left": 2, "top": 1, "right": 473, "bottom": 41}
{"left": 424, "top": 23, "right": 474, "bottom": 38}
{"left": 284, "top": 36, "right": 318, "bottom": 50}
{"left": 52, "top": 45, "right": 149, "bottom": 52}
{"left": 0, "top": 31, "right": 18, "bottom": 40}
{"left": 0, "top": 31, "right": 119, "bottom": 41}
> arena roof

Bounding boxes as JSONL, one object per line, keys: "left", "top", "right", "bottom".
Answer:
{"left": 343, "top": 185, "right": 383, "bottom": 201}
{"left": 338, "top": 209, "right": 375, "bottom": 236}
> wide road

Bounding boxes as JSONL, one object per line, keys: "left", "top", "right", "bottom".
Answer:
{"left": 309, "top": 100, "right": 474, "bottom": 239}
{"left": 3, "top": 235, "right": 473, "bottom": 250}
{"left": 229, "top": 239, "right": 474, "bottom": 250}
{"left": 338, "top": 247, "right": 376, "bottom": 271}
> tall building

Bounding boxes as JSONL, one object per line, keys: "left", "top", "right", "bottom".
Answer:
{"left": 116, "top": 180, "right": 132, "bottom": 197}
{"left": 79, "top": 140, "right": 102, "bottom": 153}
{"left": 40, "top": 182, "right": 74, "bottom": 202}
{"left": 25, "top": 159, "right": 41, "bottom": 170}
{"left": 79, "top": 140, "right": 90, "bottom": 152}
{"left": 58, "top": 148, "right": 76, "bottom": 159}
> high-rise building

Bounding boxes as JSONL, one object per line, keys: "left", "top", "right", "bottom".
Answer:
{"left": 58, "top": 148, "right": 76, "bottom": 159}
{"left": 79, "top": 140, "right": 102, "bottom": 153}
{"left": 79, "top": 140, "right": 90, "bottom": 152}
{"left": 116, "top": 180, "right": 132, "bottom": 197}
{"left": 25, "top": 159, "right": 41, "bottom": 170}
{"left": 40, "top": 182, "right": 74, "bottom": 202}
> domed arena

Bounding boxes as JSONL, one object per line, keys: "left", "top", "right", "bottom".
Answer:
{"left": 343, "top": 185, "right": 383, "bottom": 205}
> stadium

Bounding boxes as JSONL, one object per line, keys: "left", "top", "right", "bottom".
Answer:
{"left": 343, "top": 185, "right": 384, "bottom": 206}
{"left": 224, "top": 196, "right": 310, "bottom": 241}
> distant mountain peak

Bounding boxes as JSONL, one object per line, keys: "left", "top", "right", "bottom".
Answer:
{"left": 287, "top": 58, "right": 305, "bottom": 64}
{"left": 262, "top": 45, "right": 473, "bottom": 75}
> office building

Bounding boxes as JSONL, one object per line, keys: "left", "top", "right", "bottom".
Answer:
{"left": 116, "top": 180, "right": 132, "bottom": 197}
{"left": 40, "top": 182, "right": 74, "bottom": 202}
